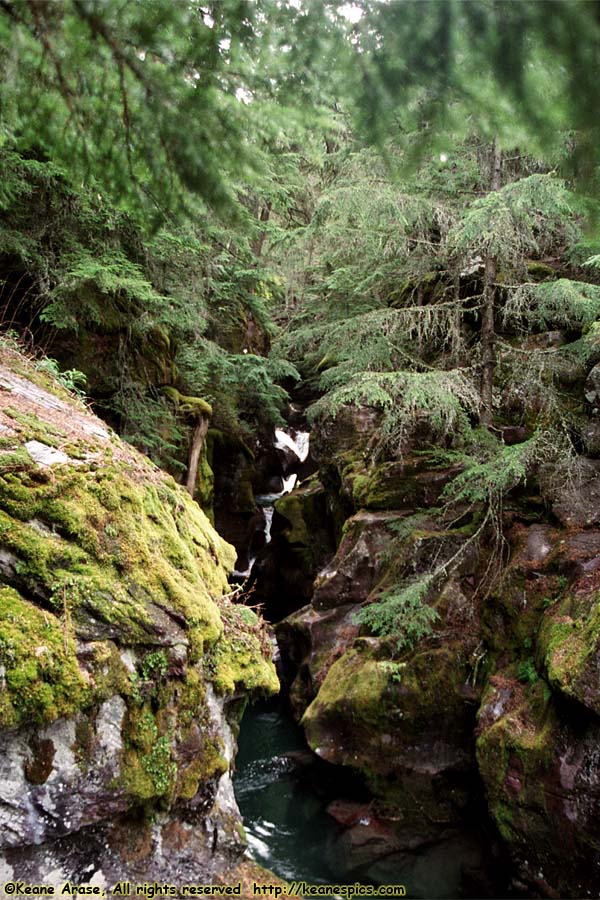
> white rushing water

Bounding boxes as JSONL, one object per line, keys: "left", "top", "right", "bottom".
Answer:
{"left": 231, "top": 504, "right": 276, "bottom": 578}
{"left": 282, "top": 473, "right": 298, "bottom": 494}
{"left": 232, "top": 427, "right": 307, "bottom": 579}
{"left": 263, "top": 505, "right": 274, "bottom": 544}
{"left": 274, "top": 428, "right": 310, "bottom": 462}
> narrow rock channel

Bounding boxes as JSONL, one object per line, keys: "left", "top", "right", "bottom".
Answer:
{"left": 229, "top": 424, "right": 511, "bottom": 900}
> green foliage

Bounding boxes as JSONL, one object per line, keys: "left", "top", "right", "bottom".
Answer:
{"left": 358, "top": 576, "right": 439, "bottom": 654}
{"left": 0, "top": 148, "right": 296, "bottom": 465}
{"left": 517, "top": 657, "right": 539, "bottom": 685}
{"left": 442, "top": 430, "right": 574, "bottom": 509}
{"left": 0, "top": 0, "right": 341, "bottom": 222}
{"left": 378, "top": 660, "right": 407, "bottom": 684}
{"left": 449, "top": 175, "right": 577, "bottom": 271}
{"left": 43, "top": 250, "right": 164, "bottom": 332}
{"left": 34, "top": 358, "right": 87, "bottom": 397}
{"left": 140, "top": 650, "right": 168, "bottom": 682}
{"left": 504, "top": 280, "right": 600, "bottom": 332}
{"left": 274, "top": 138, "right": 590, "bottom": 462}
{"left": 310, "top": 369, "right": 480, "bottom": 459}
{"left": 351, "top": 0, "right": 600, "bottom": 181}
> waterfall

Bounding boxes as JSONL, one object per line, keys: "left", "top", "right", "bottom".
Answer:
{"left": 274, "top": 428, "right": 310, "bottom": 463}
{"left": 231, "top": 426, "right": 308, "bottom": 581}
{"left": 282, "top": 473, "right": 297, "bottom": 494}
{"left": 263, "top": 506, "right": 274, "bottom": 544}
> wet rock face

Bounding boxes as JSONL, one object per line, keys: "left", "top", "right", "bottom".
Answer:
{"left": 275, "top": 406, "right": 600, "bottom": 897}
{"left": 312, "top": 511, "right": 396, "bottom": 611}
{"left": 551, "top": 458, "right": 600, "bottom": 527}
{"left": 476, "top": 672, "right": 600, "bottom": 899}
{"left": 0, "top": 692, "right": 245, "bottom": 887}
{"left": 249, "top": 482, "right": 337, "bottom": 621}
{"left": 0, "top": 348, "right": 278, "bottom": 885}
{"left": 276, "top": 496, "right": 488, "bottom": 874}
{"left": 473, "top": 519, "right": 600, "bottom": 897}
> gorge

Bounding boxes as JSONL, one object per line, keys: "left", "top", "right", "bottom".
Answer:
{"left": 3, "top": 3, "right": 600, "bottom": 897}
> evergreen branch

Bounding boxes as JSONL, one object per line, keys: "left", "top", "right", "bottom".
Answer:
{"left": 72, "top": 0, "right": 149, "bottom": 88}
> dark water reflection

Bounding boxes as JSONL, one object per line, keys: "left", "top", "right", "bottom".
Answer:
{"left": 233, "top": 697, "right": 351, "bottom": 883}
{"left": 233, "top": 698, "right": 513, "bottom": 899}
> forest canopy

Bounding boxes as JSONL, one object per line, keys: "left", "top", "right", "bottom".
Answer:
{"left": 2, "top": 0, "right": 600, "bottom": 490}
{"left": 2, "top": 0, "right": 600, "bottom": 224}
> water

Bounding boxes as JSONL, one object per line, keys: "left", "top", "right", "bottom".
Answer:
{"left": 233, "top": 697, "right": 354, "bottom": 883}
{"left": 233, "top": 699, "right": 511, "bottom": 899}
{"left": 231, "top": 504, "right": 275, "bottom": 579}
{"left": 274, "top": 429, "right": 310, "bottom": 463}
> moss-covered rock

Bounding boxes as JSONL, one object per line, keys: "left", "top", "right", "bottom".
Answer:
{"left": 0, "top": 344, "right": 278, "bottom": 885}
{"left": 347, "top": 457, "right": 464, "bottom": 512}
{"left": 301, "top": 638, "right": 476, "bottom": 781}
{"left": 476, "top": 669, "right": 600, "bottom": 897}
{"left": 538, "top": 581, "right": 600, "bottom": 716}
{"left": 0, "top": 585, "right": 91, "bottom": 727}
{"left": 205, "top": 603, "right": 279, "bottom": 696}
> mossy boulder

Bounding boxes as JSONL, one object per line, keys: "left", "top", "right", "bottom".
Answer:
{"left": 538, "top": 581, "right": 600, "bottom": 716}
{"left": 346, "top": 457, "right": 464, "bottom": 512}
{"left": 311, "top": 405, "right": 382, "bottom": 463}
{"left": 551, "top": 458, "right": 600, "bottom": 527}
{"left": 273, "top": 480, "right": 334, "bottom": 574}
{"left": 300, "top": 631, "right": 483, "bottom": 872}
{"left": 0, "top": 584, "right": 91, "bottom": 727}
{"left": 276, "top": 601, "right": 360, "bottom": 717}
{"left": 476, "top": 669, "right": 600, "bottom": 897}
{"left": 302, "top": 638, "right": 476, "bottom": 782}
{"left": 0, "top": 344, "right": 278, "bottom": 886}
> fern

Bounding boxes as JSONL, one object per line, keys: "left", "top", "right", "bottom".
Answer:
{"left": 34, "top": 358, "right": 87, "bottom": 397}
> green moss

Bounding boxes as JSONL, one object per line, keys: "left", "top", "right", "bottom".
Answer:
{"left": 302, "top": 647, "right": 389, "bottom": 736}
{"left": 0, "top": 447, "right": 35, "bottom": 472}
{"left": 0, "top": 346, "right": 278, "bottom": 788}
{"left": 0, "top": 585, "right": 91, "bottom": 727}
{"left": 205, "top": 604, "right": 279, "bottom": 696}
{"left": 538, "top": 591, "right": 600, "bottom": 712}
{"left": 494, "top": 801, "right": 517, "bottom": 842}
{"left": 176, "top": 744, "right": 228, "bottom": 800}
{"left": 121, "top": 703, "right": 177, "bottom": 802}
{"left": 195, "top": 439, "right": 215, "bottom": 524}
{"left": 0, "top": 460, "right": 235, "bottom": 656}
{"left": 344, "top": 458, "right": 426, "bottom": 510}
{"left": 163, "top": 387, "right": 213, "bottom": 418}
{"left": 525, "top": 260, "right": 557, "bottom": 281}
{"left": 3, "top": 407, "right": 65, "bottom": 446}
{"left": 176, "top": 668, "right": 206, "bottom": 728}
{"left": 127, "top": 706, "right": 159, "bottom": 752}
{"left": 85, "top": 640, "right": 133, "bottom": 701}
{"left": 476, "top": 671, "right": 557, "bottom": 858}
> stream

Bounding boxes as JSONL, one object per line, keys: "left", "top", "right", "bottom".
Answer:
{"left": 233, "top": 699, "right": 508, "bottom": 899}
{"left": 233, "top": 697, "right": 351, "bottom": 883}
{"left": 229, "top": 424, "right": 511, "bottom": 900}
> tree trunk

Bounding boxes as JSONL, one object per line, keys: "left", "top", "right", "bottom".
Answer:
{"left": 185, "top": 415, "right": 209, "bottom": 497}
{"left": 480, "top": 141, "right": 502, "bottom": 428}
{"left": 251, "top": 200, "right": 272, "bottom": 259}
